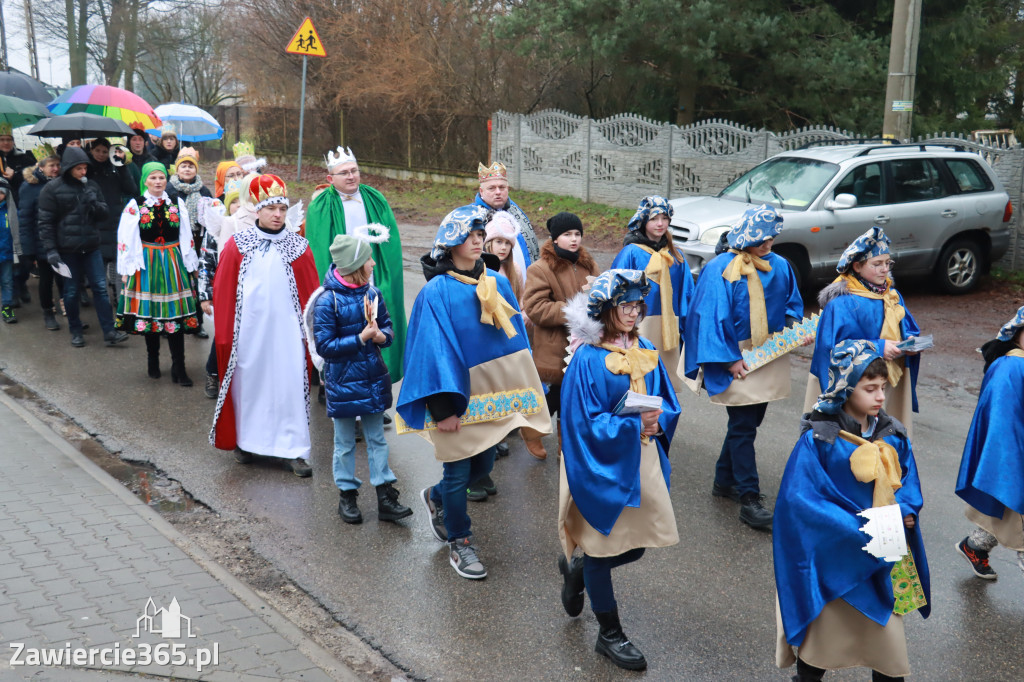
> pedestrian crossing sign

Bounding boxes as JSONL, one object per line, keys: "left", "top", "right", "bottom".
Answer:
{"left": 286, "top": 17, "right": 326, "bottom": 57}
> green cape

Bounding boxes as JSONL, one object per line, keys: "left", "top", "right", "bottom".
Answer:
{"left": 306, "top": 184, "right": 407, "bottom": 382}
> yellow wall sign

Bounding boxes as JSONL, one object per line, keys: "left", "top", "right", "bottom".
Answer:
{"left": 286, "top": 17, "right": 326, "bottom": 57}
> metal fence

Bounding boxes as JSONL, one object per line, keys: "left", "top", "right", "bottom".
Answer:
{"left": 491, "top": 109, "right": 1024, "bottom": 269}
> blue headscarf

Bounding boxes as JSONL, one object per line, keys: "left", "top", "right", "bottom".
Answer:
{"left": 997, "top": 305, "right": 1024, "bottom": 342}
{"left": 586, "top": 269, "right": 650, "bottom": 320}
{"left": 836, "top": 226, "right": 891, "bottom": 273}
{"left": 813, "top": 340, "right": 884, "bottom": 414}
{"left": 627, "top": 196, "right": 673, "bottom": 233}
{"left": 431, "top": 204, "right": 490, "bottom": 261}
{"left": 727, "top": 204, "right": 783, "bottom": 250}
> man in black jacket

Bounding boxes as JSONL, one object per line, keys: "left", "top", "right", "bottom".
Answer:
{"left": 87, "top": 138, "right": 136, "bottom": 303}
{"left": 0, "top": 122, "right": 38, "bottom": 202}
{"left": 37, "top": 147, "right": 129, "bottom": 348}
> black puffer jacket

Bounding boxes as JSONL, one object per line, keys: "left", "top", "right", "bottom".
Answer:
{"left": 37, "top": 147, "right": 110, "bottom": 255}
{"left": 0, "top": 146, "right": 38, "bottom": 201}
{"left": 87, "top": 156, "right": 135, "bottom": 261}
{"left": 16, "top": 166, "right": 52, "bottom": 258}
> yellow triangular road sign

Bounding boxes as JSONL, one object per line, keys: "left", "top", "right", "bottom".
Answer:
{"left": 286, "top": 17, "right": 326, "bottom": 57}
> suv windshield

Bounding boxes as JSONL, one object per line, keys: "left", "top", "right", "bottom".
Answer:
{"left": 718, "top": 157, "right": 839, "bottom": 210}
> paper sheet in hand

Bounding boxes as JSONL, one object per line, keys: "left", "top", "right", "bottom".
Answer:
{"left": 858, "top": 504, "right": 908, "bottom": 562}
{"left": 897, "top": 334, "right": 933, "bottom": 352}
{"left": 363, "top": 293, "right": 378, "bottom": 323}
{"left": 613, "top": 390, "right": 663, "bottom": 415}
{"left": 51, "top": 262, "right": 71, "bottom": 278}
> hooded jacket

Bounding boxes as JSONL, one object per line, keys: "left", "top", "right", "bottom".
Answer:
{"left": 87, "top": 153, "right": 136, "bottom": 261}
{"left": 36, "top": 147, "right": 110, "bottom": 255}
{"left": 16, "top": 166, "right": 53, "bottom": 258}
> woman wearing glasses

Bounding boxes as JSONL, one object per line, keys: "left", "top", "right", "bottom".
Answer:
{"left": 806, "top": 226, "right": 921, "bottom": 437}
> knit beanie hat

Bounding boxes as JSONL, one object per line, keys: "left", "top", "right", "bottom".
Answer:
{"left": 484, "top": 211, "right": 518, "bottom": 247}
{"left": 139, "top": 161, "right": 167, "bottom": 195}
{"left": 330, "top": 234, "right": 373, "bottom": 276}
{"left": 175, "top": 146, "right": 200, "bottom": 171}
{"left": 547, "top": 211, "right": 583, "bottom": 241}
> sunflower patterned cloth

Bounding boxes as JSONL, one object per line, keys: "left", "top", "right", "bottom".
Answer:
{"left": 996, "top": 304, "right": 1024, "bottom": 341}
{"left": 726, "top": 203, "right": 783, "bottom": 250}
{"left": 626, "top": 195, "right": 674, "bottom": 233}
{"left": 813, "top": 339, "right": 884, "bottom": 414}
{"left": 836, "top": 226, "right": 892, "bottom": 273}
{"left": 585, "top": 269, "right": 651, "bottom": 320}
{"left": 430, "top": 204, "right": 491, "bottom": 260}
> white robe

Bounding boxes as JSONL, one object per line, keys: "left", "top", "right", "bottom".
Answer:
{"left": 231, "top": 229, "right": 311, "bottom": 460}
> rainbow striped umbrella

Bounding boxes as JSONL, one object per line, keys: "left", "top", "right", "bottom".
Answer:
{"left": 47, "top": 84, "right": 161, "bottom": 130}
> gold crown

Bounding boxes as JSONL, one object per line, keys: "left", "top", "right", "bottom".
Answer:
{"left": 233, "top": 140, "right": 255, "bottom": 159}
{"left": 478, "top": 161, "right": 507, "bottom": 183}
{"left": 0, "top": 122, "right": 12, "bottom": 137}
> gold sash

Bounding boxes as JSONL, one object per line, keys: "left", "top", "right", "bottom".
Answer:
{"left": 722, "top": 249, "right": 771, "bottom": 347}
{"left": 838, "top": 430, "right": 902, "bottom": 508}
{"left": 1006, "top": 348, "right": 1024, "bottom": 359}
{"left": 839, "top": 274, "right": 905, "bottom": 386}
{"left": 601, "top": 342, "right": 660, "bottom": 444}
{"left": 635, "top": 245, "right": 680, "bottom": 351}
{"left": 447, "top": 270, "right": 519, "bottom": 338}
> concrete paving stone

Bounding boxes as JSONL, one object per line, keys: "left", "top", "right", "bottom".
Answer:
{"left": 0, "top": 561, "right": 27, "bottom": 580}
{"left": 102, "top": 581, "right": 154, "bottom": 605}
{"left": 142, "top": 570, "right": 179, "bottom": 590}
{"left": 0, "top": 604, "right": 26, "bottom": 625}
{"left": 0, "top": 500, "right": 37, "bottom": 513}
{"left": 25, "top": 563, "right": 63, "bottom": 583}
{"left": 193, "top": 628, "right": 245, "bottom": 652}
{"left": 134, "top": 533, "right": 177, "bottom": 551}
{"left": 210, "top": 600, "right": 256, "bottom": 623}
{"left": 36, "top": 577, "right": 82, "bottom": 598}
{"left": 77, "top": 512, "right": 114, "bottom": 527}
{"left": 177, "top": 571, "right": 222, "bottom": 591}
{"left": 0, "top": 527, "right": 33, "bottom": 543}
{"left": 87, "top": 522, "right": 123, "bottom": 539}
{"left": 200, "top": 670, "right": 281, "bottom": 682}
{"left": 96, "top": 568, "right": 137, "bottom": 589}
{"left": 46, "top": 592, "right": 93, "bottom": 613}
{"left": 125, "top": 556, "right": 162, "bottom": 574}
{"left": 5, "top": 539, "right": 42, "bottom": 556}
{"left": 162, "top": 558, "right": 212, "bottom": 580}
{"left": 33, "top": 530, "right": 70, "bottom": 546}
{"left": 147, "top": 544, "right": 192, "bottom": 564}
{"left": 223, "top": 616, "right": 274, "bottom": 638}
{"left": 36, "top": 620, "right": 81, "bottom": 644}
{"left": 64, "top": 606, "right": 104, "bottom": 622}
{"left": 16, "top": 551, "right": 52, "bottom": 569}
{"left": 74, "top": 623, "right": 121, "bottom": 647}
{"left": 285, "top": 668, "right": 337, "bottom": 682}
{"left": 3, "top": 577, "right": 37, "bottom": 595}
{"left": 234, "top": 662, "right": 283, "bottom": 678}
{"left": 240, "top": 632, "right": 293, "bottom": 656}
{"left": 102, "top": 534, "right": 137, "bottom": 551}
{"left": 192, "top": 586, "right": 238, "bottom": 607}
{"left": 23, "top": 604, "right": 65, "bottom": 627}
{"left": 43, "top": 540, "right": 82, "bottom": 558}
{"left": 0, "top": 618, "right": 34, "bottom": 641}
{"left": 22, "top": 520, "right": 57, "bottom": 535}
{"left": 77, "top": 579, "right": 119, "bottom": 600}
{"left": 11, "top": 590, "right": 51, "bottom": 611}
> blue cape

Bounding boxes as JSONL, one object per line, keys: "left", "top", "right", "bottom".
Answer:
{"left": 682, "top": 251, "right": 804, "bottom": 395}
{"left": 812, "top": 288, "right": 921, "bottom": 412}
{"left": 396, "top": 270, "right": 531, "bottom": 428}
{"left": 560, "top": 339, "right": 681, "bottom": 535}
{"left": 472, "top": 193, "right": 533, "bottom": 269}
{"left": 956, "top": 355, "right": 1024, "bottom": 516}
{"left": 773, "top": 417, "right": 930, "bottom": 647}
{"left": 610, "top": 243, "right": 695, "bottom": 335}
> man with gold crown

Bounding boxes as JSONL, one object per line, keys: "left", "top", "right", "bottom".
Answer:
{"left": 210, "top": 174, "right": 321, "bottom": 477}
{"left": 473, "top": 161, "right": 539, "bottom": 265}
{"left": 304, "top": 146, "right": 406, "bottom": 382}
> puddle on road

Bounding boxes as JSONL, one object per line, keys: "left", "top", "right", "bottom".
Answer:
{"left": 1, "top": 373, "right": 198, "bottom": 513}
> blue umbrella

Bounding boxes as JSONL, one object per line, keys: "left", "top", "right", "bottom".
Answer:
{"left": 149, "top": 102, "right": 224, "bottom": 142}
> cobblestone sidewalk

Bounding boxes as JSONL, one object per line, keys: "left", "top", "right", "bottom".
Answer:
{"left": 0, "top": 391, "right": 358, "bottom": 682}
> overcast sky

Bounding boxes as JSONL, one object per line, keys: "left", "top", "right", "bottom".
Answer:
{"left": 5, "top": 3, "right": 73, "bottom": 89}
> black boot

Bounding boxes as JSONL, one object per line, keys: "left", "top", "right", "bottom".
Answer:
{"left": 338, "top": 489, "right": 363, "bottom": 524}
{"left": 145, "top": 335, "right": 161, "bottom": 379}
{"left": 168, "top": 332, "right": 193, "bottom": 386}
{"left": 558, "top": 554, "right": 585, "bottom": 617}
{"left": 42, "top": 308, "right": 60, "bottom": 331}
{"left": 376, "top": 483, "right": 413, "bottom": 522}
{"left": 594, "top": 608, "right": 646, "bottom": 671}
{"left": 794, "top": 658, "right": 826, "bottom": 681}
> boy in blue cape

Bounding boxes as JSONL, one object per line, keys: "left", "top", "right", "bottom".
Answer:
{"left": 807, "top": 226, "right": 920, "bottom": 437}
{"left": 774, "top": 340, "right": 930, "bottom": 682}
{"left": 397, "top": 204, "right": 551, "bottom": 580}
{"left": 954, "top": 305, "right": 1024, "bottom": 580}
{"left": 681, "top": 204, "right": 804, "bottom": 529}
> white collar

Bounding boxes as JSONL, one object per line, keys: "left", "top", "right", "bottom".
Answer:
{"left": 143, "top": 191, "right": 171, "bottom": 207}
{"left": 335, "top": 186, "right": 362, "bottom": 203}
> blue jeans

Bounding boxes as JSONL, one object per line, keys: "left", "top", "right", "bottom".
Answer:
{"left": 61, "top": 249, "right": 115, "bottom": 335}
{"left": 430, "top": 446, "right": 497, "bottom": 541}
{"left": 332, "top": 413, "right": 396, "bottom": 491}
{"left": 715, "top": 402, "right": 769, "bottom": 497}
{"left": 0, "top": 260, "right": 12, "bottom": 306}
{"left": 583, "top": 548, "right": 645, "bottom": 613}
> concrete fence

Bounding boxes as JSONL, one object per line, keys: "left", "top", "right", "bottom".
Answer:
{"left": 491, "top": 109, "right": 1024, "bottom": 269}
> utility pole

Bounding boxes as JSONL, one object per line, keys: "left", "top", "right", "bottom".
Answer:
{"left": 882, "top": 0, "right": 923, "bottom": 142}
{"left": 0, "top": 2, "right": 9, "bottom": 70}
{"left": 23, "top": 0, "right": 40, "bottom": 79}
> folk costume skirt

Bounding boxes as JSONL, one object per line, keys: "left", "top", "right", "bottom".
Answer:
{"left": 116, "top": 240, "right": 199, "bottom": 335}
{"left": 559, "top": 440, "right": 679, "bottom": 559}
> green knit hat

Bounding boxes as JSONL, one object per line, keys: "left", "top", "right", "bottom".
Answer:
{"left": 140, "top": 161, "right": 167, "bottom": 195}
{"left": 330, "top": 234, "right": 372, "bottom": 276}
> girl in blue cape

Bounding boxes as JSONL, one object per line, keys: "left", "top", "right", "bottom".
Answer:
{"left": 397, "top": 204, "right": 551, "bottom": 581}
{"left": 774, "top": 340, "right": 930, "bottom": 682}
{"left": 610, "top": 195, "right": 694, "bottom": 379}
{"left": 681, "top": 204, "right": 804, "bottom": 530}
{"left": 954, "top": 306, "right": 1024, "bottom": 580}
{"left": 806, "top": 226, "right": 920, "bottom": 437}
{"left": 556, "top": 269, "right": 681, "bottom": 672}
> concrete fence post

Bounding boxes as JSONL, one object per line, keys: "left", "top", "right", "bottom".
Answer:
{"left": 584, "top": 117, "right": 592, "bottom": 203}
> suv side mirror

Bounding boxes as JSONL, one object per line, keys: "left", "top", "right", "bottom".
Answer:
{"left": 825, "top": 193, "right": 858, "bottom": 211}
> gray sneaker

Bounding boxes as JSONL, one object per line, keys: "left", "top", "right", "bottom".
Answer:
{"left": 420, "top": 486, "right": 447, "bottom": 542}
{"left": 449, "top": 536, "right": 487, "bottom": 579}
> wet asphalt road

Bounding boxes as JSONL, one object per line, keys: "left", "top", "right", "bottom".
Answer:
{"left": 1, "top": 226, "right": 1022, "bottom": 681}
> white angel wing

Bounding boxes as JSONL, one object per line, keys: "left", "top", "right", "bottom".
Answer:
{"left": 286, "top": 200, "right": 304, "bottom": 233}
{"left": 200, "top": 197, "right": 225, "bottom": 241}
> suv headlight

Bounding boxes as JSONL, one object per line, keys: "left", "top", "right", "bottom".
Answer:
{"left": 699, "top": 225, "right": 731, "bottom": 246}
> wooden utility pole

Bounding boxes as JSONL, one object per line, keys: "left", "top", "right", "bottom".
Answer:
{"left": 882, "top": 0, "right": 923, "bottom": 141}
{"left": 23, "top": 0, "right": 40, "bottom": 79}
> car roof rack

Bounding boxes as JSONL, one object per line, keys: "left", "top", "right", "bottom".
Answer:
{"left": 800, "top": 138, "right": 889, "bottom": 149}
{"left": 799, "top": 139, "right": 968, "bottom": 155}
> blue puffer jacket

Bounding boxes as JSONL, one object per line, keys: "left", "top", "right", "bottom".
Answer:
{"left": 312, "top": 265, "right": 394, "bottom": 419}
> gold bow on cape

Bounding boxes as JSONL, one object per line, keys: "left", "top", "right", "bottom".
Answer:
{"left": 447, "top": 270, "right": 519, "bottom": 338}
{"left": 839, "top": 430, "right": 903, "bottom": 507}
{"left": 1008, "top": 348, "right": 1024, "bottom": 359}
{"left": 601, "top": 342, "right": 660, "bottom": 443}
{"left": 722, "top": 249, "right": 772, "bottom": 347}
{"left": 839, "top": 274, "right": 906, "bottom": 387}
{"left": 635, "top": 245, "right": 679, "bottom": 351}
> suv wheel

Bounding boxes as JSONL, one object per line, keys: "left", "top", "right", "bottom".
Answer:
{"left": 935, "top": 238, "right": 983, "bottom": 295}
{"left": 773, "top": 245, "right": 809, "bottom": 292}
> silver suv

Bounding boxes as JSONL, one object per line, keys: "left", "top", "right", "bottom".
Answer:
{"left": 669, "top": 143, "right": 1013, "bottom": 293}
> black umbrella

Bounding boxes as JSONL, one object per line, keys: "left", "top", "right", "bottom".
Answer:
{"left": 27, "top": 112, "right": 136, "bottom": 138}
{"left": 0, "top": 67, "right": 52, "bottom": 104}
